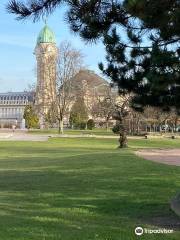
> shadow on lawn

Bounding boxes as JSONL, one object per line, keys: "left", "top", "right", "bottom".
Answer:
{"left": 0, "top": 143, "right": 179, "bottom": 239}
{"left": 0, "top": 167, "right": 179, "bottom": 230}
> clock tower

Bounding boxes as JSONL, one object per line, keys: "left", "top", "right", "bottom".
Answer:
{"left": 34, "top": 24, "right": 57, "bottom": 127}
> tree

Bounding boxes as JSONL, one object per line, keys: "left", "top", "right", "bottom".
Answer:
{"left": 87, "top": 119, "right": 95, "bottom": 130}
{"left": 48, "top": 41, "right": 84, "bottom": 134}
{"left": 45, "top": 104, "right": 57, "bottom": 128}
{"left": 91, "top": 87, "right": 116, "bottom": 130}
{"left": 23, "top": 105, "right": 39, "bottom": 129}
{"left": 165, "top": 109, "right": 180, "bottom": 133}
{"left": 112, "top": 94, "right": 131, "bottom": 148}
{"left": 7, "top": 0, "right": 180, "bottom": 112}
{"left": 143, "top": 107, "right": 170, "bottom": 133}
{"left": 69, "top": 96, "right": 88, "bottom": 129}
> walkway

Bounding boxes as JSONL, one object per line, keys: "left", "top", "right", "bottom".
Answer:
{"left": 136, "top": 149, "right": 180, "bottom": 166}
{"left": 0, "top": 132, "right": 49, "bottom": 141}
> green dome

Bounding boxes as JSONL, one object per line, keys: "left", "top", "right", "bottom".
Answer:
{"left": 37, "top": 25, "right": 56, "bottom": 44}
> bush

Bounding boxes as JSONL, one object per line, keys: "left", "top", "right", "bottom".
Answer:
{"left": 87, "top": 119, "right": 95, "bottom": 130}
{"left": 73, "top": 122, "right": 87, "bottom": 130}
{"left": 24, "top": 105, "right": 39, "bottom": 129}
{"left": 69, "top": 97, "right": 88, "bottom": 129}
{"left": 79, "top": 122, "right": 87, "bottom": 130}
{"left": 112, "top": 124, "right": 120, "bottom": 134}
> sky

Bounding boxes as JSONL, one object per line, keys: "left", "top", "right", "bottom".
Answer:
{"left": 0, "top": 0, "right": 106, "bottom": 92}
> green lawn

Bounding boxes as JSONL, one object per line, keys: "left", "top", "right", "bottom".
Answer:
{"left": 28, "top": 128, "right": 115, "bottom": 136}
{"left": 0, "top": 138, "right": 179, "bottom": 239}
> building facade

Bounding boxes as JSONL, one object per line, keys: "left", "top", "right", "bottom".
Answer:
{"left": 0, "top": 92, "right": 33, "bottom": 128}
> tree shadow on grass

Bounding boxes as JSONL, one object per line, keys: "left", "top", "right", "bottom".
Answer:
{"left": 0, "top": 147, "right": 179, "bottom": 239}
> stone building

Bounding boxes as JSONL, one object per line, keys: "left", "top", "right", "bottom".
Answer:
{"left": 34, "top": 24, "right": 58, "bottom": 127}
{"left": 61, "top": 69, "right": 112, "bottom": 127}
{"left": 70, "top": 69, "right": 110, "bottom": 111}
{"left": 0, "top": 92, "right": 33, "bottom": 128}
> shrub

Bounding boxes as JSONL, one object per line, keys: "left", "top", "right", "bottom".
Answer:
{"left": 24, "top": 105, "right": 39, "bottom": 129}
{"left": 87, "top": 119, "right": 95, "bottom": 130}
{"left": 79, "top": 122, "right": 87, "bottom": 130}
{"left": 69, "top": 96, "right": 88, "bottom": 129}
{"left": 112, "top": 124, "right": 120, "bottom": 134}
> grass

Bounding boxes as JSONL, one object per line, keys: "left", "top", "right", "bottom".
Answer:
{"left": 0, "top": 138, "right": 179, "bottom": 239}
{"left": 28, "top": 128, "right": 116, "bottom": 136}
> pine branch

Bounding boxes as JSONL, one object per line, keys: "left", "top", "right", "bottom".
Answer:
{"left": 7, "top": 0, "right": 63, "bottom": 21}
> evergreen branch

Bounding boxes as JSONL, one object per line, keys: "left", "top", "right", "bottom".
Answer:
{"left": 7, "top": 0, "right": 63, "bottom": 21}
{"left": 119, "top": 37, "right": 180, "bottom": 49}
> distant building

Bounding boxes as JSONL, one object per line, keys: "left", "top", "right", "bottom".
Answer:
{"left": 0, "top": 92, "right": 33, "bottom": 128}
{"left": 69, "top": 69, "right": 110, "bottom": 109}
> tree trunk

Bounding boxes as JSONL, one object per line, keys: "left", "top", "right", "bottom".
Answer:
{"left": 105, "top": 119, "right": 109, "bottom": 131}
{"left": 137, "top": 119, "right": 140, "bottom": 134}
{"left": 119, "top": 130, "right": 128, "bottom": 148}
{"left": 165, "top": 120, "right": 167, "bottom": 133}
{"left": 118, "top": 121, "right": 128, "bottom": 148}
{"left": 128, "top": 119, "right": 131, "bottom": 135}
{"left": 58, "top": 119, "right": 64, "bottom": 134}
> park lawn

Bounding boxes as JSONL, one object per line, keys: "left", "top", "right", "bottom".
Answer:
{"left": 0, "top": 138, "right": 179, "bottom": 239}
{"left": 28, "top": 128, "right": 115, "bottom": 136}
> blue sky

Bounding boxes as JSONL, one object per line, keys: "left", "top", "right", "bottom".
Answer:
{"left": 0, "top": 0, "right": 106, "bottom": 92}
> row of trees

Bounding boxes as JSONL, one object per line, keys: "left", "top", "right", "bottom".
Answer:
{"left": 24, "top": 82, "right": 180, "bottom": 148}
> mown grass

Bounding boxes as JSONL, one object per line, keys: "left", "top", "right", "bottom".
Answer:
{"left": 0, "top": 138, "right": 179, "bottom": 239}
{"left": 28, "top": 128, "right": 115, "bottom": 136}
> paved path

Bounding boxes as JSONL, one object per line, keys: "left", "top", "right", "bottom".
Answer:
{"left": 52, "top": 134, "right": 119, "bottom": 139}
{"left": 0, "top": 132, "right": 49, "bottom": 141}
{"left": 136, "top": 149, "right": 180, "bottom": 166}
{"left": 0, "top": 132, "right": 120, "bottom": 141}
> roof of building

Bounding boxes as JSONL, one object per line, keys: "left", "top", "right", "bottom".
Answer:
{"left": 69, "top": 70, "right": 110, "bottom": 96}
{"left": 0, "top": 92, "right": 33, "bottom": 96}
{"left": 37, "top": 24, "right": 56, "bottom": 44}
{"left": 0, "top": 92, "right": 34, "bottom": 102}
{"left": 71, "top": 70, "right": 109, "bottom": 88}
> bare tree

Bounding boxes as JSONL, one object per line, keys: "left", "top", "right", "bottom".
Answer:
{"left": 167, "top": 109, "right": 180, "bottom": 133}
{"left": 49, "top": 41, "right": 84, "bottom": 134}
{"left": 91, "top": 87, "right": 116, "bottom": 130}
{"left": 143, "top": 107, "right": 170, "bottom": 133}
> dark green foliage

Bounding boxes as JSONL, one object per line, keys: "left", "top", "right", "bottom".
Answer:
{"left": 78, "top": 122, "right": 86, "bottom": 130}
{"left": 87, "top": 119, "right": 95, "bottom": 130}
{"left": 23, "top": 105, "right": 39, "bottom": 129}
{"left": 112, "top": 124, "right": 120, "bottom": 134}
{"left": 69, "top": 97, "right": 88, "bottom": 129}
